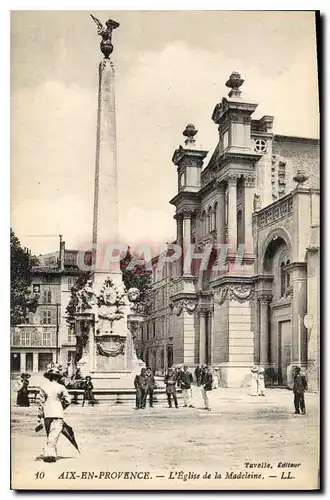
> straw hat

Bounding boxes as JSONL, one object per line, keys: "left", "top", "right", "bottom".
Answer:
{"left": 251, "top": 366, "right": 259, "bottom": 373}
{"left": 44, "top": 362, "right": 63, "bottom": 380}
{"left": 258, "top": 367, "right": 265, "bottom": 373}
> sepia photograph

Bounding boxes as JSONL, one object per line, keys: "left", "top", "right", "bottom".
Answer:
{"left": 10, "top": 10, "right": 320, "bottom": 490}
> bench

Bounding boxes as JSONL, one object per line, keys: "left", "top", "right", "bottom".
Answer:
{"left": 28, "top": 387, "right": 182, "bottom": 406}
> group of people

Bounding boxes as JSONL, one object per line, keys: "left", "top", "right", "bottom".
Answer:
{"left": 250, "top": 366, "right": 266, "bottom": 396}
{"left": 250, "top": 365, "right": 308, "bottom": 415}
{"left": 66, "top": 368, "right": 97, "bottom": 406}
{"left": 134, "top": 365, "right": 214, "bottom": 411}
{"left": 14, "top": 366, "right": 97, "bottom": 408}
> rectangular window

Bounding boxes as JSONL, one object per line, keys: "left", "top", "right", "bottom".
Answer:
{"left": 153, "top": 321, "right": 156, "bottom": 338}
{"left": 42, "top": 330, "right": 52, "bottom": 346}
{"left": 21, "top": 331, "right": 31, "bottom": 347}
{"left": 42, "top": 310, "right": 52, "bottom": 325}
{"left": 68, "top": 328, "right": 75, "bottom": 344}
{"left": 42, "top": 290, "right": 52, "bottom": 304}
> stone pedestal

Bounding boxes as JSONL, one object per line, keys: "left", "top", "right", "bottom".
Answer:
{"left": 75, "top": 309, "right": 145, "bottom": 389}
{"left": 212, "top": 281, "right": 254, "bottom": 387}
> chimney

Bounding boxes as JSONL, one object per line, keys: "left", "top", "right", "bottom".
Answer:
{"left": 59, "top": 235, "right": 65, "bottom": 271}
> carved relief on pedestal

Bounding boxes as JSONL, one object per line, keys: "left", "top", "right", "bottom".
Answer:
{"left": 213, "top": 284, "right": 254, "bottom": 305}
{"left": 169, "top": 298, "right": 198, "bottom": 316}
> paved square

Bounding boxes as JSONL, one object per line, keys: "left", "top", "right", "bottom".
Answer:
{"left": 11, "top": 387, "right": 319, "bottom": 490}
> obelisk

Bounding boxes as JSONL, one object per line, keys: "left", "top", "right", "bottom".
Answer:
{"left": 74, "top": 16, "right": 145, "bottom": 387}
{"left": 91, "top": 15, "right": 122, "bottom": 292}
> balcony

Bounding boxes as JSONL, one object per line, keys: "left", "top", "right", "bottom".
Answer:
{"left": 253, "top": 193, "right": 293, "bottom": 230}
{"left": 11, "top": 326, "right": 57, "bottom": 348}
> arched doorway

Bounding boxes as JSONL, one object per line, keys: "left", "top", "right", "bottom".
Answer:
{"left": 262, "top": 235, "right": 292, "bottom": 386}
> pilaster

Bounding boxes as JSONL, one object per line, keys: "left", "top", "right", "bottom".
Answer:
{"left": 288, "top": 262, "right": 308, "bottom": 366}
{"left": 216, "top": 181, "right": 226, "bottom": 244}
{"left": 227, "top": 173, "right": 238, "bottom": 254}
{"left": 258, "top": 293, "right": 272, "bottom": 366}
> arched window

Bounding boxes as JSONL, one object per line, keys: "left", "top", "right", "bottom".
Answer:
{"left": 201, "top": 211, "right": 205, "bottom": 237}
{"left": 280, "top": 258, "right": 291, "bottom": 297}
{"left": 237, "top": 209, "right": 244, "bottom": 245}
{"left": 280, "top": 262, "right": 286, "bottom": 297}
{"left": 213, "top": 202, "right": 218, "bottom": 232}
{"left": 286, "top": 260, "right": 291, "bottom": 295}
{"left": 207, "top": 207, "right": 212, "bottom": 233}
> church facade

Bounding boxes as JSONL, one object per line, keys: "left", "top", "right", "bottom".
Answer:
{"left": 139, "top": 72, "right": 319, "bottom": 391}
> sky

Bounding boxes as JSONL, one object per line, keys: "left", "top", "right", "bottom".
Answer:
{"left": 10, "top": 10, "right": 319, "bottom": 256}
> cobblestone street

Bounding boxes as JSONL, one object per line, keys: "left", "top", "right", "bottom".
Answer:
{"left": 11, "top": 386, "right": 319, "bottom": 490}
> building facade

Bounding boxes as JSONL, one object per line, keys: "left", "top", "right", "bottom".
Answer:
{"left": 140, "top": 72, "right": 320, "bottom": 390}
{"left": 10, "top": 240, "right": 89, "bottom": 374}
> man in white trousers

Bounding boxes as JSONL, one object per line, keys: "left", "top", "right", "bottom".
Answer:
{"left": 201, "top": 365, "right": 213, "bottom": 411}
{"left": 179, "top": 365, "right": 194, "bottom": 407}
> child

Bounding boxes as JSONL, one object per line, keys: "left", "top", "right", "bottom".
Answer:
{"left": 82, "top": 376, "right": 96, "bottom": 407}
{"left": 37, "top": 363, "right": 71, "bottom": 462}
{"left": 250, "top": 366, "right": 258, "bottom": 396}
{"left": 257, "top": 367, "right": 266, "bottom": 396}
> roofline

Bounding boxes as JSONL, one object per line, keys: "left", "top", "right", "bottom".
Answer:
{"left": 274, "top": 134, "right": 319, "bottom": 145}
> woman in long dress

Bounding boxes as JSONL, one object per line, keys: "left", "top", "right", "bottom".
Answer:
{"left": 37, "top": 363, "right": 71, "bottom": 462}
{"left": 250, "top": 366, "right": 258, "bottom": 396}
{"left": 17, "top": 377, "right": 30, "bottom": 407}
{"left": 14, "top": 376, "right": 23, "bottom": 405}
{"left": 257, "top": 367, "right": 266, "bottom": 396}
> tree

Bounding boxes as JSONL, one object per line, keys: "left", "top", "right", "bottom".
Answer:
{"left": 65, "top": 272, "right": 91, "bottom": 327}
{"left": 120, "top": 249, "right": 153, "bottom": 310}
{"left": 65, "top": 248, "right": 153, "bottom": 327}
{"left": 10, "top": 228, "right": 39, "bottom": 326}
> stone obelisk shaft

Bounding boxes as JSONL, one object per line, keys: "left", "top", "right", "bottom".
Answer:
{"left": 92, "top": 58, "right": 122, "bottom": 288}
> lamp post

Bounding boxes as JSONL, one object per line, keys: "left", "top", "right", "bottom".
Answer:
{"left": 55, "top": 303, "right": 60, "bottom": 363}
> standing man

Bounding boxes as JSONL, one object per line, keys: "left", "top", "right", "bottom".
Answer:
{"left": 292, "top": 366, "right": 307, "bottom": 415}
{"left": 134, "top": 368, "right": 147, "bottom": 410}
{"left": 200, "top": 365, "right": 213, "bottom": 411}
{"left": 195, "top": 366, "right": 202, "bottom": 386}
{"left": 179, "top": 365, "right": 194, "bottom": 408}
{"left": 144, "top": 368, "right": 156, "bottom": 408}
{"left": 164, "top": 367, "right": 179, "bottom": 409}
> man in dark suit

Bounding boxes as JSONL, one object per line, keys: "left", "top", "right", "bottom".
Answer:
{"left": 292, "top": 366, "right": 307, "bottom": 415}
{"left": 143, "top": 368, "right": 156, "bottom": 408}
{"left": 134, "top": 368, "right": 148, "bottom": 410}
